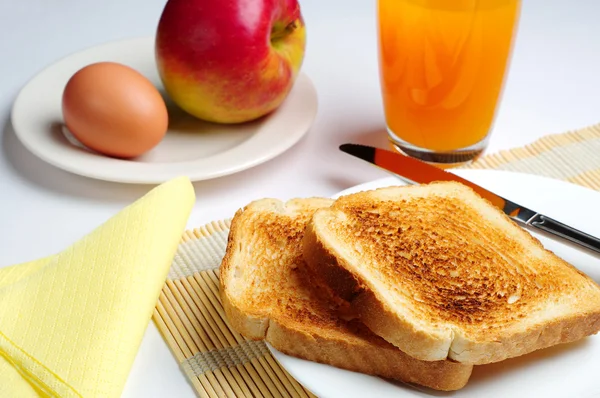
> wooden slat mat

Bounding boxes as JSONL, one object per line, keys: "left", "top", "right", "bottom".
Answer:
{"left": 153, "top": 123, "right": 600, "bottom": 397}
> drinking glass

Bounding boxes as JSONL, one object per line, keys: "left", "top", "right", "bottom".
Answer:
{"left": 377, "top": 0, "right": 521, "bottom": 165}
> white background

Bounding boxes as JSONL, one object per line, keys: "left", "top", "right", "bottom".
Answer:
{"left": 1, "top": 0, "right": 600, "bottom": 396}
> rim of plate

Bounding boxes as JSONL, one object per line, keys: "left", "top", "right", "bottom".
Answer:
{"left": 10, "top": 36, "right": 318, "bottom": 184}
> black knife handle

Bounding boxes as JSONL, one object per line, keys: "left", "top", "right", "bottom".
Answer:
{"left": 528, "top": 214, "right": 600, "bottom": 255}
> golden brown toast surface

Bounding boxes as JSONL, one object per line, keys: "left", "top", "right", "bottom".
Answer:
{"left": 220, "top": 197, "right": 473, "bottom": 390}
{"left": 222, "top": 198, "right": 347, "bottom": 334}
{"left": 305, "top": 182, "right": 600, "bottom": 364}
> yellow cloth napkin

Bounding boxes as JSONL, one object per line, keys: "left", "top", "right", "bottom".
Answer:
{"left": 0, "top": 176, "right": 195, "bottom": 397}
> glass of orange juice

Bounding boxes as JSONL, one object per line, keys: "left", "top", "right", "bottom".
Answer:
{"left": 378, "top": 0, "right": 521, "bottom": 165}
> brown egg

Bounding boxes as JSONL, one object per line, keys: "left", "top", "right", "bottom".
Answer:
{"left": 62, "top": 62, "right": 168, "bottom": 158}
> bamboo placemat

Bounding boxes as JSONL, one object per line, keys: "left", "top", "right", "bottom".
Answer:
{"left": 152, "top": 123, "right": 600, "bottom": 398}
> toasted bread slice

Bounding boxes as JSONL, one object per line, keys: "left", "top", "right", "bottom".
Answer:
{"left": 303, "top": 182, "right": 600, "bottom": 365}
{"left": 220, "top": 198, "right": 473, "bottom": 391}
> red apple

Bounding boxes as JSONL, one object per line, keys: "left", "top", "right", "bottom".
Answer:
{"left": 155, "top": 0, "right": 306, "bottom": 124}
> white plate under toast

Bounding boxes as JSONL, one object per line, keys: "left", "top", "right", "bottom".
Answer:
{"left": 268, "top": 169, "right": 600, "bottom": 398}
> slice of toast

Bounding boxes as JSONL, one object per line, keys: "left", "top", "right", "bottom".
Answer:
{"left": 303, "top": 181, "right": 600, "bottom": 365}
{"left": 220, "top": 198, "right": 473, "bottom": 391}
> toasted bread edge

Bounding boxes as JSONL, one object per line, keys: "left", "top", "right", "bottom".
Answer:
{"left": 449, "top": 309, "right": 600, "bottom": 364}
{"left": 220, "top": 206, "right": 271, "bottom": 340}
{"left": 266, "top": 319, "right": 473, "bottom": 392}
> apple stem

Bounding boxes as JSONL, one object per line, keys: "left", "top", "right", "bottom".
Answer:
{"left": 271, "top": 21, "right": 298, "bottom": 43}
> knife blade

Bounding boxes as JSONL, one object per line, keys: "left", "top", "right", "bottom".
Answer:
{"left": 339, "top": 143, "right": 600, "bottom": 255}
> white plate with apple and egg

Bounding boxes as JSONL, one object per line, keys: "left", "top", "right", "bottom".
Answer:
{"left": 12, "top": 18, "right": 316, "bottom": 184}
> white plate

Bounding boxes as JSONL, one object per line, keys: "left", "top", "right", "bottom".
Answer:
{"left": 11, "top": 37, "right": 317, "bottom": 184}
{"left": 268, "top": 169, "right": 600, "bottom": 398}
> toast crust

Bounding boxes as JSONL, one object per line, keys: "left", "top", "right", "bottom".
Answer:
{"left": 220, "top": 198, "right": 472, "bottom": 391}
{"left": 266, "top": 318, "right": 472, "bottom": 392}
{"left": 303, "top": 182, "right": 600, "bottom": 364}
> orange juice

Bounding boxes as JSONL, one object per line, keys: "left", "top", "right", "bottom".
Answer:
{"left": 378, "top": 0, "right": 520, "bottom": 153}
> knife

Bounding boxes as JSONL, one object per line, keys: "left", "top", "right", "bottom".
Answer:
{"left": 339, "top": 143, "right": 600, "bottom": 255}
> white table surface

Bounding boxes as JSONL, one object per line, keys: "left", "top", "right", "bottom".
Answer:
{"left": 1, "top": 0, "right": 600, "bottom": 396}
